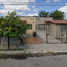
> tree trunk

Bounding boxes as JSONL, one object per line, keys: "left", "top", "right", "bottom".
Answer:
{"left": 0, "top": 37, "right": 1, "bottom": 45}
{"left": 8, "top": 35, "right": 10, "bottom": 50}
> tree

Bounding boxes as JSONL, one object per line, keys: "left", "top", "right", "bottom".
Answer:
{"left": 38, "top": 10, "right": 49, "bottom": 17}
{"left": 0, "top": 16, "right": 4, "bottom": 45}
{"left": 1, "top": 11, "right": 27, "bottom": 50}
{"left": 49, "top": 10, "right": 65, "bottom": 20}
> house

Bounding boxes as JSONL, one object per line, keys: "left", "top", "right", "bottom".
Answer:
{"left": 45, "top": 20, "right": 67, "bottom": 38}
{"left": 19, "top": 17, "right": 67, "bottom": 43}
{"left": 19, "top": 16, "right": 53, "bottom": 35}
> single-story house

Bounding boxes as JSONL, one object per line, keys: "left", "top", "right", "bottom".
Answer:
{"left": 19, "top": 16, "right": 53, "bottom": 35}
{"left": 19, "top": 17, "right": 67, "bottom": 43}
{"left": 45, "top": 20, "right": 67, "bottom": 38}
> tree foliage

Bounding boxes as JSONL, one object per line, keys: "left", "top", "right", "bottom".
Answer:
{"left": 0, "top": 16, "right": 4, "bottom": 37}
{"left": 0, "top": 11, "right": 27, "bottom": 49}
{"left": 38, "top": 10, "right": 49, "bottom": 17}
{"left": 49, "top": 10, "right": 65, "bottom": 20}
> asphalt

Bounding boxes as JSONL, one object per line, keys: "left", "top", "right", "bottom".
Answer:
{"left": 0, "top": 44, "right": 67, "bottom": 54}
{"left": 0, "top": 55, "right": 67, "bottom": 67}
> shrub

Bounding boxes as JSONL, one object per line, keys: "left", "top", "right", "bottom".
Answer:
{"left": 33, "top": 31, "right": 36, "bottom": 36}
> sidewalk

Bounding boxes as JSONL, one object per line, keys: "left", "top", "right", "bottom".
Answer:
{"left": 0, "top": 44, "right": 67, "bottom": 54}
{"left": 17, "top": 44, "right": 67, "bottom": 53}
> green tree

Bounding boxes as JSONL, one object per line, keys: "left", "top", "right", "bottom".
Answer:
{"left": 49, "top": 10, "right": 65, "bottom": 20}
{"left": 38, "top": 10, "right": 49, "bottom": 17}
{"left": 0, "top": 16, "right": 4, "bottom": 45}
{"left": 1, "top": 11, "right": 27, "bottom": 50}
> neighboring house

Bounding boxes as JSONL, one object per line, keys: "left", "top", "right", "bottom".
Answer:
{"left": 45, "top": 20, "right": 67, "bottom": 38}
{"left": 19, "top": 16, "right": 53, "bottom": 35}
{"left": 19, "top": 17, "right": 67, "bottom": 43}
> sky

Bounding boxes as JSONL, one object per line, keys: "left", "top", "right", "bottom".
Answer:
{"left": 0, "top": 0, "right": 67, "bottom": 19}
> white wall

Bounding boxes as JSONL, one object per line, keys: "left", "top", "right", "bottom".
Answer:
{"left": 36, "top": 30, "right": 46, "bottom": 43}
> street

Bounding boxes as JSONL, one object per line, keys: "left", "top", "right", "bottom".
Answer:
{"left": 0, "top": 55, "right": 67, "bottom": 67}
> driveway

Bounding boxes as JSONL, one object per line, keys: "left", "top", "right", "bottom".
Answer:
{"left": 23, "top": 36, "right": 44, "bottom": 44}
{"left": 1, "top": 36, "right": 44, "bottom": 45}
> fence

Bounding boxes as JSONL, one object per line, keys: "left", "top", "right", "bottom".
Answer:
{"left": 36, "top": 24, "right": 67, "bottom": 44}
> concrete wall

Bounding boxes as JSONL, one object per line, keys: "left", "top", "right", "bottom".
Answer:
{"left": 35, "top": 17, "right": 53, "bottom": 43}
{"left": 35, "top": 17, "right": 53, "bottom": 24}
{"left": 19, "top": 17, "right": 53, "bottom": 35}
{"left": 56, "top": 25, "right": 61, "bottom": 37}
{"left": 56, "top": 25, "right": 66, "bottom": 37}
{"left": 36, "top": 30, "right": 46, "bottom": 43}
{"left": 1, "top": 37, "right": 20, "bottom": 45}
{"left": 49, "top": 24, "right": 56, "bottom": 37}
{"left": 49, "top": 24, "right": 66, "bottom": 38}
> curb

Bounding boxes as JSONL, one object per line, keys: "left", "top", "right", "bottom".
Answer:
{"left": 0, "top": 51, "right": 67, "bottom": 55}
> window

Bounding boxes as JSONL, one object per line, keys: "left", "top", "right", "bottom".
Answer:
{"left": 28, "top": 24, "right": 32, "bottom": 29}
{"left": 37, "top": 18, "right": 40, "bottom": 20}
{"left": 61, "top": 25, "right": 66, "bottom": 31}
{"left": 38, "top": 24, "right": 44, "bottom": 30}
{"left": 31, "top": 19, "right": 34, "bottom": 20}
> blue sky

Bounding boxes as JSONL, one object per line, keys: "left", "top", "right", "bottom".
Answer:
{"left": 0, "top": 0, "right": 67, "bottom": 19}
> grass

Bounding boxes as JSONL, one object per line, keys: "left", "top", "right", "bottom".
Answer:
{"left": 47, "top": 52, "right": 54, "bottom": 54}
{"left": 0, "top": 49, "right": 24, "bottom": 51}
{"left": 17, "top": 52, "right": 27, "bottom": 55}
{"left": 37, "top": 52, "right": 41, "bottom": 54}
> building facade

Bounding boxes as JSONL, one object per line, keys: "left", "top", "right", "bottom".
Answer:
{"left": 19, "top": 16, "right": 53, "bottom": 34}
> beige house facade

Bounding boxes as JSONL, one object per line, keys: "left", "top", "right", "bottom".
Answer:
{"left": 19, "top": 17, "right": 67, "bottom": 43}
{"left": 19, "top": 16, "right": 53, "bottom": 34}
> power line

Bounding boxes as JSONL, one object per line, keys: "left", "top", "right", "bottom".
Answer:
{"left": 0, "top": 1, "right": 67, "bottom": 3}
{"left": 0, "top": 4, "right": 67, "bottom": 6}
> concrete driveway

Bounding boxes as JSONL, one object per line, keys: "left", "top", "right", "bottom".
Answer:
{"left": 23, "top": 36, "right": 44, "bottom": 44}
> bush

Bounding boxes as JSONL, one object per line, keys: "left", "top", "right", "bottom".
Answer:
{"left": 33, "top": 31, "right": 36, "bottom": 36}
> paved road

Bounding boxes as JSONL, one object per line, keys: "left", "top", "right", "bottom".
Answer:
{"left": 0, "top": 55, "right": 67, "bottom": 67}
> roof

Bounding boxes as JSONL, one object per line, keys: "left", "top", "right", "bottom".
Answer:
{"left": 22, "top": 20, "right": 26, "bottom": 22}
{"left": 45, "top": 20, "right": 67, "bottom": 24}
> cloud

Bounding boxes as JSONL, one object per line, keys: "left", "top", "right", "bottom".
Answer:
{"left": 29, "top": 0, "right": 35, "bottom": 2}
{"left": 0, "top": 0, "right": 35, "bottom": 16}
{"left": 59, "top": 3, "right": 67, "bottom": 19}
{"left": 65, "top": 13, "right": 67, "bottom": 19}
{"left": 46, "top": 0, "right": 50, "bottom": 3}
{"left": 27, "top": 13, "right": 38, "bottom": 16}
{"left": 53, "top": 0, "right": 61, "bottom": 2}
{"left": 0, "top": 0, "right": 31, "bottom": 11}
{"left": 0, "top": 9, "right": 13, "bottom": 13}
{"left": 32, "top": 8, "right": 38, "bottom": 12}
{"left": 32, "top": 9, "right": 37, "bottom": 12}
{"left": 32, "top": 5, "right": 35, "bottom": 8}
{"left": 59, "top": 3, "right": 67, "bottom": 12}
{"left": 17, "top": 12, "right": 23, "bottom": 15}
